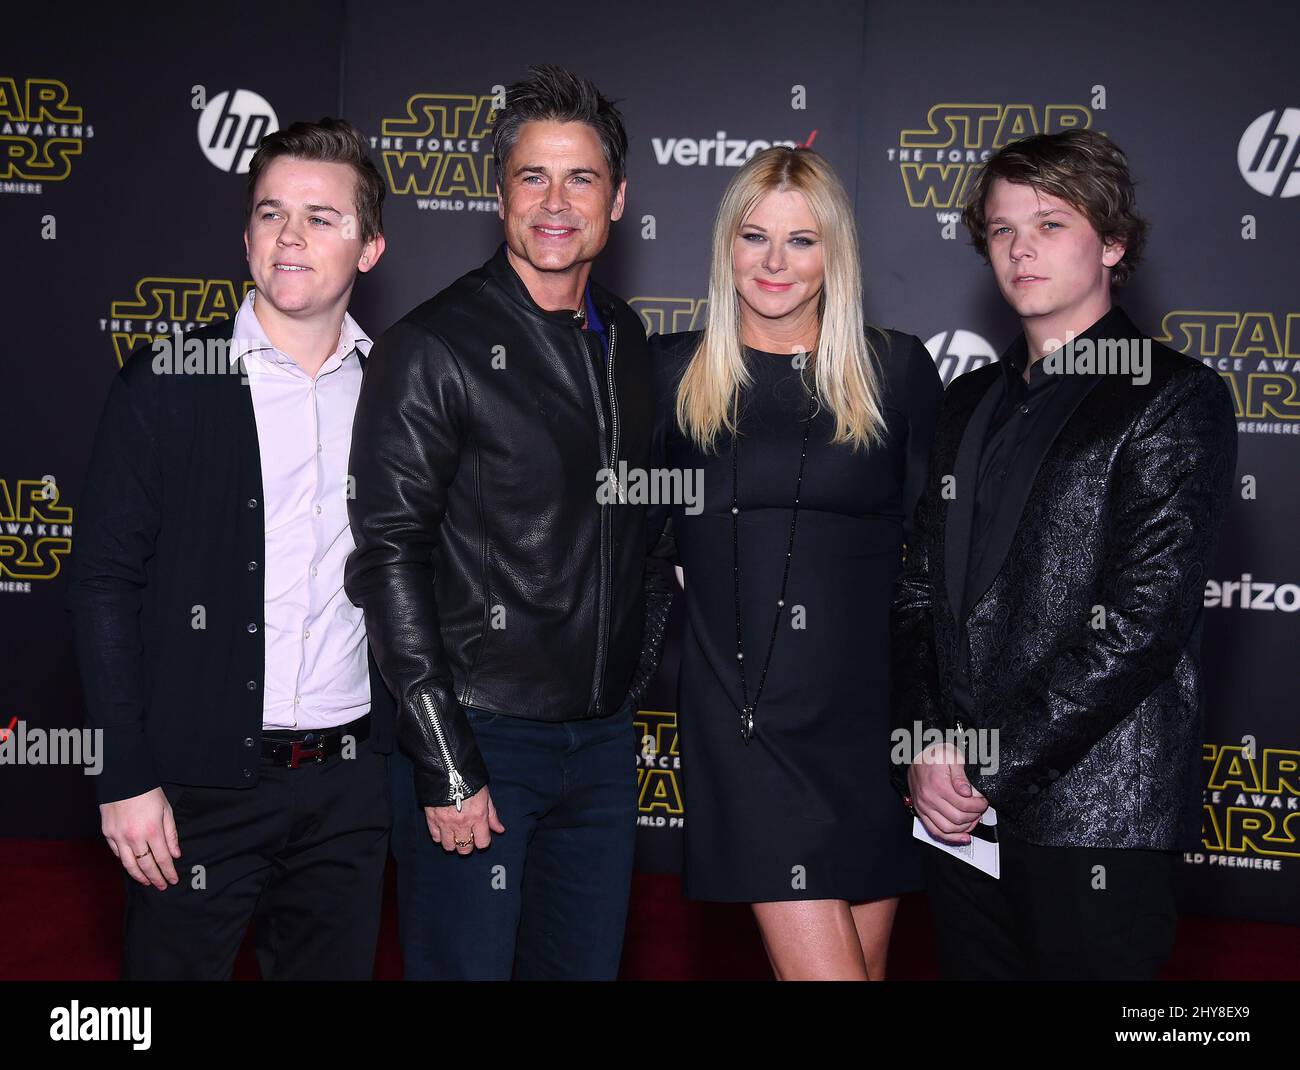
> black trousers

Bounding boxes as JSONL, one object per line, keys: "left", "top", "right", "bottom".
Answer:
{"left": 122, "top": 746, "right": 390, "bottom": 981}
{"left": 922, "top": 827, "right": 1179, "bottom": 980}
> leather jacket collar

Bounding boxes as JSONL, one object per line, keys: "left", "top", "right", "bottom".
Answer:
{"left": 486, "top": 241, "right": 617, "bottom": 329}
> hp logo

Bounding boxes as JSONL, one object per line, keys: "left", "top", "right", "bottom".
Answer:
{"left": 197, "top": 89, "right": 279, "bottom": 174}
{"left": 924, "top": 329, "right": 997, "bottom": 386}
{"left": 1238, "top": 108, "right": 1300, "bottom": 198}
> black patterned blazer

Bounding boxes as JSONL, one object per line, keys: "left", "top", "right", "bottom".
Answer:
{"left": 891, "top": 307, "right": 1237, "bottom": 849}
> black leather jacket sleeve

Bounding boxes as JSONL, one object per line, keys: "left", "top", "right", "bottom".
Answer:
{"left": 624, "top": 380, "right": 680, "bottom": 711}
{"left": 345, "top": 319, "right": 488, "bottom": 810}
{"left": 623, "top": 531, "right": 677, "bottom": 711}
{"left": 968, "top": 367, "right": 1237, "bottom": 816}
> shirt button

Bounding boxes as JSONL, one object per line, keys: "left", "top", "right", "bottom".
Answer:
{"left": 303, "top": 630, "right": 311, "bottom": 640}
{"left": 243, "top": 737, "right": 254, "bottom": 748}
{"left": 242, "top": 768, "right": 252, "bottom": 779}
{"left": 317, "top": 442, "right": 323, "bottom": 453}
{"left": 247, "top": 498, "right": 258, "bottom": 509}
{"left": 247, "top": 560, "right": 258, "bottom": 571}
{"left": 294, "top": 695, "right": 301, "bottom": 705}
{"left": 246, "top": 679, "right": 257, "bottom": 690}
{"left": 311, "top": 566, "right": 319, "bottom": 577}
{"left": 315, "top": 505, "right": 323, "bottom": 516}
{"left": 1020, "top": 404, "right": 1030, "bottom": 415}
{"left": 247, "top": 622, "right": 258, "bottom": 633}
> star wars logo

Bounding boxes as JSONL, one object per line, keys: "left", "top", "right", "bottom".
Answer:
{"left": 0, "top": 77, "right": 93, "bottom": 190}
{"left": 376, "top": 93, "right": 499, "bottom": 212}
{"left": 100, "top": 277, "right": 255, "bottom": 366}
{"left": 0, "top": 478, "right": 73, "bottom": 590}
{"left": 634, "top": 709, "right": 683, "bottom": 828}
{"left": 1201, "top": 743, "right": 1300, "bottom": 862}
{"left": 1157, "top": 310, "right": 1300, "bottom": 432}
{"left": 628, "top": 297, "right": 709, "bottom": 338}
{"left": 887, "top": 103, "right": 1093, "bottom": 211}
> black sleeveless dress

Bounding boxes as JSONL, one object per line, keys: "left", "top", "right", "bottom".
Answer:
{"left": 649, "top": 329, "right": 943, "bottom": 903}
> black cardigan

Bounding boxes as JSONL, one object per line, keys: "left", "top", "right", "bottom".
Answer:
{"left": 68, "top": 317, "right": 395, "bottom": 804}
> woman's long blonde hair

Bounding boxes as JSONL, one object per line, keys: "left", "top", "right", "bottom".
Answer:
{"left": 676, "top": 146, "right": 887, "bottom": 452}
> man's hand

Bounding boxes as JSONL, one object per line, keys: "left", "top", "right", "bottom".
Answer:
{"left": 907, "top": 743, "right": 989, "bottom": 845}
{"left": 425, "top": 786, "right": 505, "bottom": 854}
{"left": 100, "top": 787, "right": 181, "bottom": 890}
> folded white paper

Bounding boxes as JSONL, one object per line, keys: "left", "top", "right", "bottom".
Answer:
{"left": 913, "top": 804, "right": 999, "bottom": 879}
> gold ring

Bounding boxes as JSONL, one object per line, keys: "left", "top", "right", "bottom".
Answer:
{"left": 134, "top": 850, "right": 150, "bottom": 859}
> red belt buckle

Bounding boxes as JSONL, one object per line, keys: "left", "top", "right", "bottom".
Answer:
{"left": 288, "top": 738, "right": 325, "bottom": 768}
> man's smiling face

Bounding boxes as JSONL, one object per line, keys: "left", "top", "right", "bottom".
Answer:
{"left": 497, "top": 119, "right": 625, "bottom": 277}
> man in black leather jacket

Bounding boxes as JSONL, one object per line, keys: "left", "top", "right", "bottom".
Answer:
{"left": 891, "top": 131, "right": 1237, "bottom": 980}
{"left": 345, "top": 65, "right": 670, "bottom": 980}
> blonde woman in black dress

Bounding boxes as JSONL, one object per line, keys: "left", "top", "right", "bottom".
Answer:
{"left": 649, "top": 147, "right": 941, "bottom": 979}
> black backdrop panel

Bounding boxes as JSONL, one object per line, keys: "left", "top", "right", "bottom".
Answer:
{"left": 1, "top": 0, "right": 1296, "bottom": 925}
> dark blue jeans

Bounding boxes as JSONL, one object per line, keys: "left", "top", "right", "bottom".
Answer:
{"left": 389, "top": 701, "right": 638, "bottom": 980}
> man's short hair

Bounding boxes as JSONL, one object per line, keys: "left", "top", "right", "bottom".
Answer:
{"left": 492, "top": 64, "right": 628, "bottom": 192}
{"left": 245, "top": 117, "right": 385, "bottom": 243}
{"left": 961, "top": 129, "right": 1148, "bottom": 286}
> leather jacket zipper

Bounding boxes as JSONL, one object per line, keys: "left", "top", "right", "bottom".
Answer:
{"left": 577, "top": 319, "right": 617, "bottom": 715}
{"left": 606, "top": 321, "right": 623, "bottom": 503}
{"left": 598, "top": 321, "right": 620, "bottom": 705}
{"left": 417, "top": 689, "right": 471, "bottom": 810}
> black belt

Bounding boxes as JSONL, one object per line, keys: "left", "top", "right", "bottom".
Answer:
{"left": 261, "top": 714, "right": 370, "bottom": 768}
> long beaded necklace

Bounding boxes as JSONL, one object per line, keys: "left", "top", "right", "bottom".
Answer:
{"left": 731, "top": 368, "right": 816, "bottom": 743}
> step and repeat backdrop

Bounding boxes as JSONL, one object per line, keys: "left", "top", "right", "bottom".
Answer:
{"left": 2, "top": 0, "right": 1296, "bottom": 925}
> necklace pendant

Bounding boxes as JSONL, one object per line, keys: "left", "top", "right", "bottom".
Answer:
{"left": 740, "top": 704, "right": 755, "bottom": 743}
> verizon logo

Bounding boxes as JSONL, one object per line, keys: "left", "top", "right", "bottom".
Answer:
{"left": 650, "top": 130, "right": 818, "bottom": 167}
{"left": 1205, "top": 575, "right": 1300, "bottom": 612}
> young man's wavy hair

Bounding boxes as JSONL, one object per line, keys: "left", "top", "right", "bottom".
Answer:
{"left": 677, "top": 146, "right": 887, "bottom": 454}
{"left": 961, "top": 129, "right": 1148, "bottom": 286}
{"left": 245, "top": 118, "right": 385, "bottom": 243}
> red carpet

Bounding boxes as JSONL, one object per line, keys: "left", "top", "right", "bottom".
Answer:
{"left": 3, "top": 839, "right": 1297, "bottom": 980}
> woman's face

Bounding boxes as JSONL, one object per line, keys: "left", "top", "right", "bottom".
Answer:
{"left": 732, "top": 188, "right": 825, "bottom": 328}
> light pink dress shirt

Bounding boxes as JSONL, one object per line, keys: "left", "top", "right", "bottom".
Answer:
{"left": 230, "top": 290, "right": 372, "bottom": 730}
